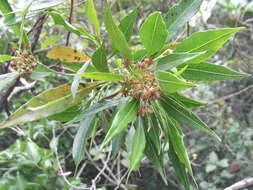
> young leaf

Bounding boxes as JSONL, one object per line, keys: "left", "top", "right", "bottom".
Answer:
{"left": 169, "top": 93, "right": 206, "bottom": 109}
{"left": 175, "top": 27, "right": 243, "bottom": 63}
{"left": 47, "top": 11, "right": 80, "bottom": 35}
{"left": 140, "top": 12, "right": 168, "bottom": 56}
{"left": 119, "top": 8, "right": 138, "bottom": 42}
{"left": 156, "top": 52, "right": 205, "bottom": 71}
{"left": 156, "top": 70, "right": 196, "bottom": 93}
{"left": 104, "top": 8, "right": 131, "bottom": 58}
{"left": 101, "top": 99, "right": 139, "bottom": 147}
{"left": 160, "top": 95, "right": 221, "bottom": 141}
{"left": 72, "top": 114, "right": 96, "bottom": 167}
{"left": 179, "top": 62, "right": 250, "bottom": 81}
{"left": 168, "top": 141, "right": 191, "bottom": 190}
{"left": 165, "top": 0, "right": 203, "bottom": 41}
{"left": 75, "top": 72, "right": 124, "bottom": 82}
{"left": 130, "top": 118, "right": 146, "bottom": 171}
{"left": 0, "top": 83, "right": 97, "bottom": 128}
{"left": 47, "top": 46, "right": 90, "bottom": 63}
{"left": 91, "top": 45, "right": 109, "bottom": 72}
{"left": 0, "top": 55, "right": 13, "bottom": 62}
{"left": 86, "top": 0, "right": 100, "bottom": 35}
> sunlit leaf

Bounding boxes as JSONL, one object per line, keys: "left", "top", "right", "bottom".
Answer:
{"left": 86, "top": 0, "right": 100, "bottom": 35}
{"left": 156, "top": 70, "right": 196, "bottom": 93}
{"left": 0, "top": 54, "right": 13, "bottom": 62}
{"left": 40, "top": 35, "right": 61, "bottom": 49}
{"left": 179, "top": 62, "right": 250, "bottom": 81}
{"left": 175, "top": 27, "right": 244, "bottom": 62}
{"left": 104, "top": 8, "right": 131, "bottom": 58}
{"left": 92, "top": 45, "right": 109, "bottom": 72}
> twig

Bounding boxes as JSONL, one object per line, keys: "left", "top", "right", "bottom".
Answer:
{"left": 210, "top": 85, "right": 253, "bottom": 104}
{"left": 224, "top": 178, "right": 253, "bottom": 190}
{"left": 66, "top": 0, "right": 74, "bottom": 46}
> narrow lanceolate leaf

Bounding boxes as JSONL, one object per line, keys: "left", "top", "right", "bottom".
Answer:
{"left": 140, "top": 12, "right": 168, "bottom": 56}
{"left": 119, "top": 8, "right": 138, "bottom": 42}
{"left": 168, "top": 141, "right": 190, "bottom": 190}
{"left": 156, "top": 52, "right": 205, "bottom": 71}
{"left": 86, "top": 0, "right": 100, "bottom": 35}
{"left": 101, "top": 99, "right": 139, "bottom": 147}
{"left": 166, "top": 116, "right": 194, "bottom": 179}
{"left": 156, "top": 70, "right": 196, "bottom": 94}
{"left": 145, "top": 136, "right": 167, "bottom": 184}
{"left": 0, "top": 83, "right": 97, "bottom": 128}
{"left": 47, "top": 46, "right": 90, "bottom": 63}
{"left": 130, "top": 118, "right": 146, "bottom": 171}
{"left": 165, "top": 0, "right": 203, "bottom": 41}
{"left": 72, "top": 114, "right": 96, "bottom": 167}
{"left": 169, "top": 93, "right": 206, "bottom": 109}
{"left": 147, "top": 115, "right": 161, "bottom": 153}
{"left": 48, "top": 11, "right": 80, "bottom": 36}
{"left": 104, "top": 8, "right": 131, "bottom": 58}
{"left": 0, "top": 55, "right": 13, "bottom": 62}
{"left": 160, "top": 95, "right": 221, "bottom": 141}
{"left": 75, "top": 72, "right": 124, "bottom": 82}
{"left": 92, "top": 45, "right": 109, "bottom": 72}
{"left": 175, "top": 27, "right": 244, "bottom": 63}
{"left": 179, "top": 62, "right": 250, "bottom": 81}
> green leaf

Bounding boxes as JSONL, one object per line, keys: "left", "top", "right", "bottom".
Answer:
{"left": 147, "top": 115, "right": 161, "bottom": 153}
{"left": 145, "top": 136, "right": 167, "bottom": 184}
{"left": 166, "top": 116, "right": 194, "bottom": 179}
{"left": 0, "top": 54, "right": 13, "bottom": 62}
{"left": 156, "top": 52, "right": 205, "bottom": 71}
{"left": 168, "top": 141, "right": 191, "bottom": 190}
{"left": 175, "top": 27, "right": 244, "bottom": 63}
{"left": 86, "top": 0, "right": 100, "bottom": 35}
{"left": 119, "top": 8, "right": 138, "bottom": 42}
{"left": 179, "top": 62, "right": 250, "bottom": 81}
{"left": 72, "top": 114, "right": 96, "bottom": 167}
{"left": 130, "top": 118, "right": 146, "bottom": 171}
{"left": 104, "top": 8, "right": 131, "bottom": 58}
{"left": 169, "top": 93, "right": 206, "bottom": 108}
{"left": 40, "top": 35, "right": 61, "bottom": 49}
{"left": 0, "top": 83, "right": 97, "bottom": 128}
{"left": 47, "top": 11, "right": 80, "bottom": 35}
{"left": 92, "top": 45, "right": 109, "bottom": 72}
{"left": 112, "top": 132, "right": 126, "bottom": 158}
{"left": 101, "top": 99, "right": 139, "bottom": 147}
{"left": 140, "top": 12, "right": 168, "bottom": 56}
{"left": 165, "top": 0, "right": 203, "bottom": 41}
{"left": 160, "top": 95, "right": 221, "bottom": 141}
{"left": 156, "top": 70, "right": 196, "bottom": 93}
{"left": 75, "top": 72, "right": 123, "bottom": 82}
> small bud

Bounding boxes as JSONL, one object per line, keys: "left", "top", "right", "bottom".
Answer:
{"left": 137, "top": 62, "right": 146, "bottom": 70}
{"left": 144, "top": 58, "right": 153, "bottom": 65}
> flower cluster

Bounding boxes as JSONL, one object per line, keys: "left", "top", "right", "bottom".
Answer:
{"left": 10, "top": 50, "right": 38, "bottom": 73}
{"left": 123, "top": 71, "right": 160, "bottom": 102}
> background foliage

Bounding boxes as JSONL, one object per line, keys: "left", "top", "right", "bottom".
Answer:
{"left": 0, "top": 0, "right": 252, "bottom": 190}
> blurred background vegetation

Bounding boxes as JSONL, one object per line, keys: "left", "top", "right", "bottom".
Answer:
{"left": 0, "top": 0, "right": 252, "bottom": 189}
